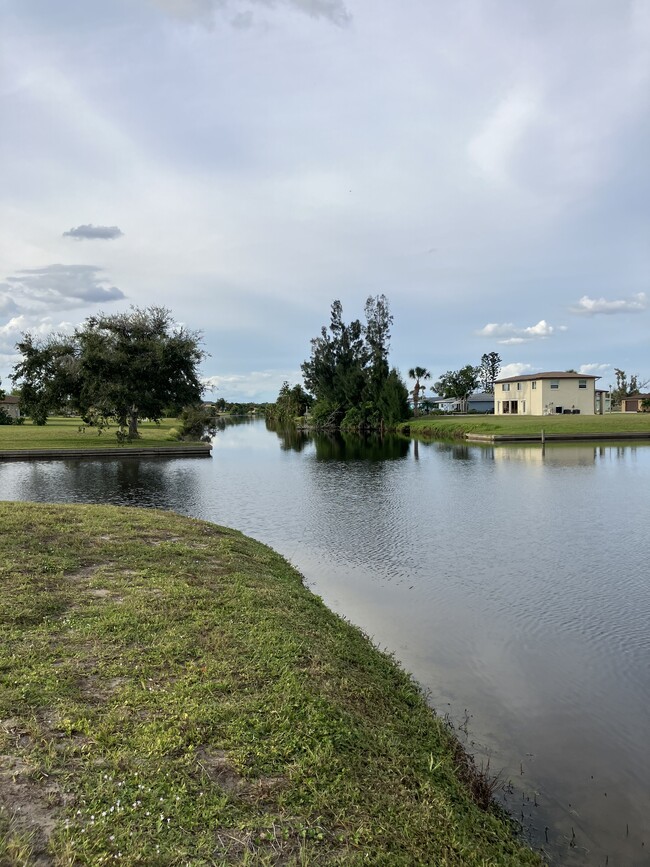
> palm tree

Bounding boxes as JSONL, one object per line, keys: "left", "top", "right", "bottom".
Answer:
{"left": 408, "top": 367, "right": 431, "bottom": 417}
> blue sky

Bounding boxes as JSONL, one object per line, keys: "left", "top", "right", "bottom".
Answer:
{"left": 1, "top": 0, "right": 648, "bottom": 400}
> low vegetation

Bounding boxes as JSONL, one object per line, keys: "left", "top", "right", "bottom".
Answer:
{"left": 0, "top": 502, "right": 543, "bottom": 865}
{"left": 401, "top": 413, "right": 650, "bottom": 440}
{"left": 0, "top": 416, "right": 203, "bottom": 451}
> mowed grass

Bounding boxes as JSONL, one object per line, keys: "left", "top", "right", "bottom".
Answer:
{"left": 401, "top": 412, "right": 650, "bottom": 439}
{"left": 0, "top": 417, "right": 191, "bottom": 451}
{"left": 0, "top": 502, "right": 544, "bottom": 866}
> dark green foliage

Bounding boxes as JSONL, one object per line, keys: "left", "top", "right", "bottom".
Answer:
{"left": 268, "top": 381, "right": 313, "bottom": 425}
{"left": 12, "top": 306, "right": 205, "bottom": 435}
{"left": 11, "top": 333, "right": 78, "bottom": 424}
{"left": 301, "top": 296, "right": 407, "bottom": 428}
{"left": 178, "top": 404, "right": 218, "bottom": 440}
{"left": 434, "top": 365, "right": 480, "bottom": 412}
{"left": 478, "top": 352, "right": 502, "bottom": 394}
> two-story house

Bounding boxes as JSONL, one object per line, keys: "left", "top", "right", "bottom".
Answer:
{"left": 494, "top": 372, "right": 600, "bottom": 416}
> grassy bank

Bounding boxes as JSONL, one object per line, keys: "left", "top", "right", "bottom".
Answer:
{"left": 0, "top": 502, "right": 543, "bottom": 866}
{"left": 400, "top": 413, "right": 650, "bottom": 440}
{"left": 0, "top": 417, "right": 197, "bottom": 451}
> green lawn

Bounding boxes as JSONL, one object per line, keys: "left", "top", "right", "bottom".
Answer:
{"left": 401, "top": 412, "right": 650, "bottom": 439}
{"left": 0, "top": 416, "right": 194, "bottom": 450}
{"left": 0, "top": 502, "right": 544, "bottom": 866}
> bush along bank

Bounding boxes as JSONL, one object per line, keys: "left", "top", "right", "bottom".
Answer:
{"left": 0, "top": 502, "right": 544, "bottom": 866}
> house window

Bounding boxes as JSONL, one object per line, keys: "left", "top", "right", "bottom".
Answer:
{"left": 522, "top": 401, "right": 526, "bottom": 413}
{"left": 510, "top": 400, "right": 518, "bottom": 414}
{"left": 531, "top": 381, "right": 537, "bottom": 390}
{"left": 502, "top": 383, "right": 510, "bottom": 392}
{"left": 579, "top": 379, "right": 587, "bottom": 389}
{"left": 550, "top": 380, "right": 559, "bottom": 389}
{"left": 516, "top": 382, "right": 522, "bottom": 391}
{"left": 503, "top": 401, "right": 510, "bottom": 413}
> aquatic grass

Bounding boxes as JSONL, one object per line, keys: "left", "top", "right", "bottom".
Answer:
{"left": 0, "top": 501, "right": 545, "bottom": 865}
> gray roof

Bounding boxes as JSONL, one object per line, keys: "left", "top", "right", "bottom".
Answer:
{"left": 495, "top": 371, "right": 599, "bottom": 384}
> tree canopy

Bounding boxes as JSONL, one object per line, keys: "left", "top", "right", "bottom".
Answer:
{"left": 478, "top": 352, "right": 501, "bottom": 393}
{"left": 434, "top": 365, "right": 480, "bottom": 412}
{"left": 300, "top": 296, "right": 409, "bottom": 428}
{"left": 12, "top": 306, "right": 206, "bottom": 434}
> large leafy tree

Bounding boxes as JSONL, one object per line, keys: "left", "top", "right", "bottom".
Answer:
{"left": 301, "top": 296, "right": 406, "bottom": 428}
{"left": 408, "top": 367, "right": 431, "bottom": 417}
{"left": 478, "top": 352, "right": 501, "bottom": 394}
{"left": 434, "top": 365, "right": 480, "bottom": 413}
{"left": 12, "top": 306, "right": 206, "bottom": 434}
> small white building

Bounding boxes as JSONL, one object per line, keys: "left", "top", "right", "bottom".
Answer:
{"left": 494, "top": 372, "right": 600, "bottom": 416}
{"left": 0, "top": 394, "right": 21, "bottom": 419}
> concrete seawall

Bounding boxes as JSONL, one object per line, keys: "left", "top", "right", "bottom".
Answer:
{"left": 0, "top": 445, "right": 212, "bottom": 461}
{"left": 466, "top": 432, "right": 650, "bottom": 443}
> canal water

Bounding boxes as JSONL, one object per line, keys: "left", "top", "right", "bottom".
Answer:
{"left": 1, "top": 418, "right": 649, "bottom": 866}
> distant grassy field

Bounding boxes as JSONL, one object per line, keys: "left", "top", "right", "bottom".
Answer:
{"left": 0, "top": 502, "right": 543, "bottom": 866}
{"left": 0, "top": 416, "right": 193, "bottom": 450}
{"left": 401, "top": 413, "right": 650, "bottom": 439}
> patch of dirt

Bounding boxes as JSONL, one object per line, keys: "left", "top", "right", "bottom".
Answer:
{"left": 194, "top": 748, "right": 287, "bottom": 804}
{"left": 195, "top": 747, "right": 246, "bottom": 795}
{"left": 0, "top": 754, "right": 72, "bottom": 866}
{"left": 78, "top": 675, "right": 128, "bottom": 702}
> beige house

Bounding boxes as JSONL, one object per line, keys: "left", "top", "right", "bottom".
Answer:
{"left": 494, "top": 372, "right": 600, "bottom": 416}
{"left": 0, "top": 394, "right": 21, "bottom": 419}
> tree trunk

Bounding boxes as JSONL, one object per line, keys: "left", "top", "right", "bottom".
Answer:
{"left": 128, "top": 408, "right": 139, "bottom": 438}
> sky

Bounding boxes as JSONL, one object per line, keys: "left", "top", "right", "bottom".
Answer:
{"left": 1, "top": 0, "right": 648, "bottom": 402}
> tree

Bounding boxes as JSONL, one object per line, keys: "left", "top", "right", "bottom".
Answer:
{"left": 12, "top": 306, "right": 206, "bottom": 435}
{"left": 269, "top": 382, "right": 313, "bottom": 425}
{"left": 611, "top": 369, "right": 650, "bottom": 409}
{"left": 11, "top": 333, "right": 79, "bottom": 424}
{"left": 408, "top": 367, "right": 431, "bottom": 417}
{"left": 300, "top": 296, "right": 400, "bottom": 428}
{"left": 377, "top": 368, "right": 410, "bottom": 425}
{"left": 478, "top": 352, "right": 501, "bottom": 394}
{"left": 434, "top": 365, "right": 480, "bottom": 413}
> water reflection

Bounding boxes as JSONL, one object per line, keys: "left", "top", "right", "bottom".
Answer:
{"left": 311, "top": 430, "right": 410, "bottom": 461}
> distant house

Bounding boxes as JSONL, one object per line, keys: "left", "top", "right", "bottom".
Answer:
{"left": 432, "top": 392, "right": 495, "bottom": 413}
{"left": 494, "top": 372, "right": 600, "bottom": 416}
{"left": 0, "top": 395, "right": 20, "bottom": 420}
{"left": 621, "top": 394, "right": 650, "bottom": 413}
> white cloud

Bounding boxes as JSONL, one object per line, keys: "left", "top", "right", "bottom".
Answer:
{"left": 202, "top": 369, "right": 302, "bottom": 400}
{"left": 569, "top": 292, "right": 647, "bottom": 315}
{"left": 147, "top": 0, "right": 351, "bottom": 27}
{"left": 1, "top": 265, "right": 125, "bottom": 312}
{"left": 578, "top": 363, "right": 611, "bottom": 376}
{"left": 0, "top": 314, "right": 75, "bottom": 357}
{"left": 476, "top": 319, "right": 562, "bottom": 344}
{"left": 499, "top": 362, "right": 534, "bottom": 379}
